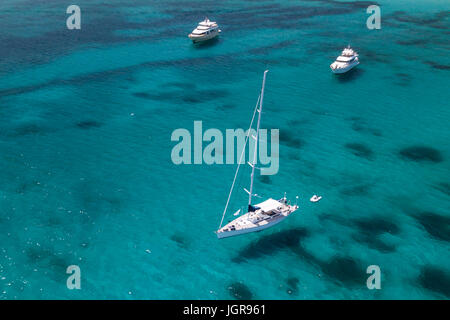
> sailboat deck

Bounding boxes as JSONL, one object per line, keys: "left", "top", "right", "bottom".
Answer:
{"left": 218, "top": 199, "right": 297, "bottom": 233}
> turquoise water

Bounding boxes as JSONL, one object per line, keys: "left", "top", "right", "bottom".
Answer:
{"left": 0, "top": 0, "right": 449, "bottom": 299}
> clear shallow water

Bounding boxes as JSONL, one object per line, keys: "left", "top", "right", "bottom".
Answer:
{"left": 0, "top": 0, "right": 449, "bottom": 299}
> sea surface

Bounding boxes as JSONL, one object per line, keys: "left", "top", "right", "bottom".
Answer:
{"left": 0, "top": 0, "right": 449, "bottom": 299}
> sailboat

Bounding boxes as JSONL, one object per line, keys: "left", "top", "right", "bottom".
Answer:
{"left": 215, "top": 70, "right": 299, "bottom": 239}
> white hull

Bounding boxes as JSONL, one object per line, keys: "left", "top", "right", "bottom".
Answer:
{"left": 330, "top": 60, "right": 359, "bottom": 74}
{"left": 216, "top": 198, "right": 298, "bottom": 239}
{"left": 188, "top": 30, "right": 220, "bottom": 43}
{"left": 216, "top": 213, "right": 290, "bottom": 238}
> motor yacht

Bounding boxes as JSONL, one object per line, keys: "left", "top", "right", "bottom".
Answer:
{"left": 330, "top": 46, "right": 359, "bottom": 74}
{"left": 188, "top": 18, "right": 221, "bottom": 43}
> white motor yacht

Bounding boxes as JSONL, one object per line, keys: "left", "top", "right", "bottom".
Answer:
{"left": 330, "top": 46, "right": 359, "bottom": 74}
{"left": 188, "top": 17, "right": 221, "bottom": 43}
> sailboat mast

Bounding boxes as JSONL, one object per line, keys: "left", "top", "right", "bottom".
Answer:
{"left": 248, "top": 70, "right": 268, "bottom": 210}
{"left": 218, "top": 95, "right": 260, "bottom": 229}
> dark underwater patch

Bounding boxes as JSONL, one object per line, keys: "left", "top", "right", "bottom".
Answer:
{"left": 0, "top": 52, "right": 228, "bottom": 98}
{"left": 259, "top": 175, "right": 271, "bottom": 184}
{"left": 0, "top": 82, "right": 48, "bottom": 98}
{"left": 352, "top": 233, "right": 397, "bottom": 253}
{"left": 162, "top": 82, "right": 196, "bottom": 90}
{"left": 216, "top": 103, "right": 236, "bottom": 110}
{"left": 322, "top": 211, "right": 400, "bottom": 253}
{"left": 14, "top": 180, "right": 41, "bottom": 194}
{"left": 393, "top": 72, "right": 413, "bottom": 86}
{"left": 339, "top": 183, "right": 373, "bottom": 197}
{"left": 354, "top": 217, "right": 400, "bottom": 236}
{"left": 320, "top": 256, "right": 365, "bottom": 286}
{"left": 399, "top": 146, "right": 443, "bottom": 163}
{"left": 10, "top": 123, "right": 49, "bottom": 137}
{"left": 390, "top": 10, "right": 450, "bottom": 30}
{"left": 412, "top": 211, "right": 450, "bottom": 242}
{"left": 213, "top": 0, "right": 379, "bottom": 33}
{"left": 0, "top": 0, "right": 387, "bottom": 98}
{"left": 286, "top": 277, "right": 299, "bottom": 295}
{"left": 433, "top": 182, "right": 450, "bottom": 196}
{"left": 133, "top": 88, "right": 229, "bottom": 104}
{"left": 76, "top": 120, "right": 102, "bottom": 129}
{"left": 133, "top": 92, "right": 152, "bottom": 99}
{"left": 232, "top": 228, "right": 310, "bottom": 263}
{"left": 371, "top": 129, "right": 382, "bottom": 137}
{"left": 349, "top": 118, "right": 382, "bottom": 137}
{"left": 287, "top": 119, "right": 309, "bottom": 127}
{"left": 79, "top": 190, "right": 122, "bottom": 217}
{"left": 279, "top": 130, "right": 304, "bottom": 149}
{"left": 0, "top": 37, "right": 241, "bottom": 101}
{"left": 0, "top": 3, "right": 166, "bottom": 68}
{"left": 189, "top": 89, "right": 230, "bottom": 102}
{"left": 133, "top": 91, "right": 178, "bottom": 101}
{"left": 181, "top": 95, "right": 202, "bottom": 103}
{"left": 424, "top": 61, "right": 450, "bottom": 71}
{"left": 25, "top": 245, "right": 72, "bottom": 281}
{"left": 360, "top": 50, "right": 391, "bottom": 64}
{"left": 352, "top": 124, "right": 382, "bottom": 136}
{"left": 418, "top": 265, "right": 450, "bottom": 298}
{"left": 344, "top": 143, "right": 374, "bottom": 159}
{"left": 290, "top": 152, "right": 301, "bottom": 161}
{"left": 45, "top": 215, "right": 63, "bottom": 227}
{"left": 15, "top": 182, "right": 27, "bottom": 194}
{"left": 170, "top": 234, "right": 189, "bottom": 249}
{"left": 396, "top": 38, "right": 430, "bottom": 47}
{"left": 73, "top": 179, "right": 128, "bottom": 226}
{"left": 12, "top": 123, "right": 38, "bottom": 136}
{"left": 221, "top": 7, "right": 323, "bottom": 32}
{"left": 348, "top": 116, "right": 361, "bottom": 122}
{"left": 227, "top": 282, "right": 253, "bottom": 300}
{"left": 338, "top": 1, "right": 380, "bottom": 9}
{"left": 370, "top": 240, "right": 396, "bottom": 253}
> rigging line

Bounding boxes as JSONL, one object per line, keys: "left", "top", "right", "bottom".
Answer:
{"left": 218, "top": 94, "right": 261, "bottom": 229}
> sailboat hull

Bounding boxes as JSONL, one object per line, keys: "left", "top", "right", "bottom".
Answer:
{"left": 216, "top": 199, "right": 298, "bottom": 239}
{"left": 216, "top": 213, "right": 289, "bottom": 238}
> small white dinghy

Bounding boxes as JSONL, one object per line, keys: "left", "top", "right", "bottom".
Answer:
{"left": 310, "top": 195, "right": 322, "bottom": 202}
